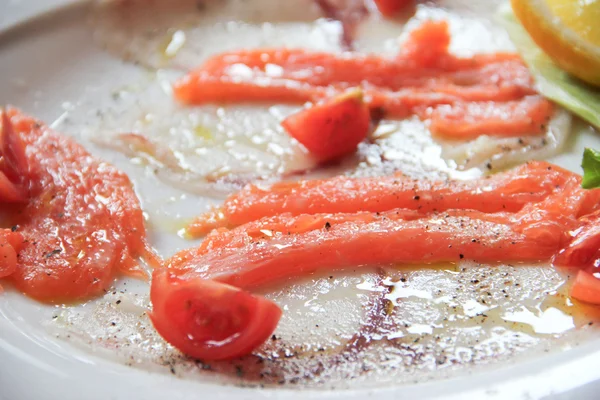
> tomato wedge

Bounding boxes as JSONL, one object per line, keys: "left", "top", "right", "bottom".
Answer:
{"left": 373, "top": 0, "right": 414, "bottom": 17}
{"left": 150, "top": 269, "right": 282, "bottom": 361}
{"left": 281, "top": 89, "right": 371, "bottom": 162}
{"left": 571, "top": 270, "right": 600, "bottom": 305}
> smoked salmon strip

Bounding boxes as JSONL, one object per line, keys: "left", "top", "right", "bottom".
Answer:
{"left": 151, "top": 172, "right": 600, "bottom": 360}
{"left": 427, "top": 96, "right": 554, "bottom": 139}
{"left": 0, "top": 108, "right": 159, "bottom": 302}
{"left": 0, "top": 229, "right": 25, "bottom": 288}
{"left": 186, "top": 50, "right": 531, "bottom": 95}
{"left": 173, "top": 21, "right": 554, "bottom": 139}
{"left": 187, "top": 161, "right": 575, "bottom": 236}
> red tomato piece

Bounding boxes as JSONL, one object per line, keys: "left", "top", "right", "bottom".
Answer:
{"left": 571, "top": 270, "right": 600, "bottom": 305}
{"left": 373, "top": 0, "right": 413, "bottom": 17}
{"left": 150, "top": 269, "right": 282, "bottom": 361}
{"left": 281, "top": 89, "right": 371, "bottom": 162}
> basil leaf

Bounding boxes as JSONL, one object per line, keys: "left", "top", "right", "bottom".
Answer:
{"left": 582, "top": 148, "right": 600, "bottom": 189}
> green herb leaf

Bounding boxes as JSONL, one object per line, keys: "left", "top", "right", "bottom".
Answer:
{"left": 496, "top": 4, "right": 600, "bottom": 130}
{"left": 581, "top": 148, "right": 600, "bottom": 189}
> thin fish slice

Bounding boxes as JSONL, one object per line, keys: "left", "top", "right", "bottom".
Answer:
{"left": 0, "top": 108, "right": 159, "bottom": 302}
{"left": 187, "top": 161, "right": 574, "bottom": 236}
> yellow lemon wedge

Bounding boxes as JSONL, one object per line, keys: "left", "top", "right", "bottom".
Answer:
{"left": 511, "top": 0, "right": 600, "bottom": 87}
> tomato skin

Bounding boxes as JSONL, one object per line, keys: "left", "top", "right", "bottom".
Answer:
{"left": 150, "top": 269, "right": 282, "bottom": 361}
{"left": 281, "top": 89, "right": 371, "bottom": 163}
{"left": 373, "top": 0, "right": 413, "bottom": 17}
{"left": 571, "top": 271, "right": 600, "bottom": 305}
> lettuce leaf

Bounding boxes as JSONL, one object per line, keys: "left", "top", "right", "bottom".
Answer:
{"left": 496, "top": 4, "right": 600, "bottom": 129}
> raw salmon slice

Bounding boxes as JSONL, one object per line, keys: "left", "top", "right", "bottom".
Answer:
{"left": 173, "top": 21, "right": 553, "bottom": 139}
{"left": 152, "top": 173, "right": 600, "bottom": 360}
{"left": 187, "top": 161, "right": 574, "bottom": 236}
{"left": 428, "top": 95, "right": 554, "bottom": 139}
{"left": 0, "top": 112, "right": 29, "bottom": 202}
{"left": 0, "top": 229, "right": 25, "bottom": 285}
{"left": 0, "top": 108, "right": 159, "bottom": 302}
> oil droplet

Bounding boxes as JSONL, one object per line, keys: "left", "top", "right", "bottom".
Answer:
{"left": 194, "top": 124, "right": 214, "bottom": 141}
{"left": 385, "top": 286, "right": 433, "bottom": 303}
{"left": 461, "top": 299, "right": 490, "bottom": 317}
{"left": 406, "top": 324, "right": 433, "bottom": 335}
{"left": 502, "top": 307, "right": 575, "bottom": 335}
{"left": 162, "top": 30, "right": 186, "bottom": 58}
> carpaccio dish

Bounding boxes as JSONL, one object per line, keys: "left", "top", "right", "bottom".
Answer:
{"left": 2, "top": 0, "right": 600, "bottom": 390}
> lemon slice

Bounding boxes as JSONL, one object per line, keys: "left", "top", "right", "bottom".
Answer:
{"left": 511, "top": 0, "right": 600, "bottom": 87}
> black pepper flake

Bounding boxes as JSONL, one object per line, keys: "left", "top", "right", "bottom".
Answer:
{"left": 44, "top": 248, "right": 62, "bottom": 258}
{"left": 459, "top": 254, "right": 464, "bottom": 259}
{"left": 116, "top": 300, "right": 122, "bottom": 305}
{"left": 235, "top": 366, "right": 244, "bottom": 378}
{"left": 413, "top": 195, "right": 420, "bottom": 200}
{"left": 400, "top": 277, "right": 406, "bottom": 282}
{"left": 11, "top": 226, "right": 18, "bottom": 232}
{"left": 271, "top": 334, "right": 277, "bottom": 341}
{"left": 324, "top": 222, "right": 331, "bottom": 230}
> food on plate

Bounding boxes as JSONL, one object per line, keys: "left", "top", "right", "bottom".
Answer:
{"left": 314, "top": 0, "right": 369, "bottom": 49}
{"left": 281, "top": 88, "right": 371, "bottom": 162}
{"left": 0, "top": 112, "right": 29, "bottom": 203}
{"left": 174, "top": 20, "right": 554, "bottom": 139}
{"left": 510, "top": 0, "right": 600, "bottom": 87}
{"left": 372, "top": 0, "right": 414, "bottom": 17}
{"left": 570, "top": 271, "right": 600, "bottom": 306}
{"left": 0, "top": 108, "right": 159, "bottom": 302}
{"left": 151, "top": 161, "right": 600, "bottom": 359}
{"left": 0, "top": 229, "right": 25, "bottom": 287}
{"left": 581, "top": 148, "right": 600, "bottom": 190}
{"left": 498, "top": 3, "right": 600, "bottom": 129}
{"left": 150, "top": 269, "right": 282, "bottom": 361}
{"left": 557, "top": 148, "right": 600, "bottom": 304}
{"left": 427, "top": 95, "right": 553, "bottom": 139}
{"left": 6, "top": 0, "right": 600, "bottom": 386}
{"left": 315, "top": 0, "right": 414, "bottom": 48}
{"left": 187, "top": 161, "right": 572, "bottom": 236}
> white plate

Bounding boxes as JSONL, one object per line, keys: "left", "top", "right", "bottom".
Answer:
{"left": 2, "top": 1, "right": 600, "bottom": 399}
